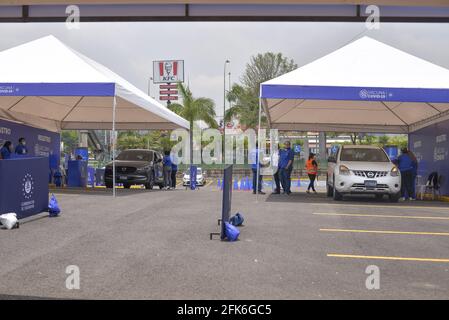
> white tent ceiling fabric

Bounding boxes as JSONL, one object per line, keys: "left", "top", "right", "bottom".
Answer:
{"left": 0, "top": 35, "right": 189, "bottom": 132}
{"left": 261, "top": 37, "right": 449, "bottom": 133}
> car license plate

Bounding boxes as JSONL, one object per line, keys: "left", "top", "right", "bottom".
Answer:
{"left": 119, "top": 175, "right": 127, "bottom": 180}
{"left": 364, "top": 180, "right": 377, "bottom": 188}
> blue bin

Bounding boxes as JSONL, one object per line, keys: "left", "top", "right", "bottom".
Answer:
{"left": 67, "top": 160, "right": 88, "bottom": 187}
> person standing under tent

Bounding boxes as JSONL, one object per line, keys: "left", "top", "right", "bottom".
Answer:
{"left": 279, "top": 141, "right": 294, "bottom": 195}
{"left": 306, "top": 153, "right": 318, "bottom": 194}
{"left": 250, "top": 142, "right": 265, "bottom": 195}
{"left": 162, "top": 150, "right": 173, "bottom": 190}
{"left": 171, "top": 153, "right": 178, "bottom": 189}
{"left": 397, "top": 148, "right": 416, "bottom": 201}
{"left": 0, "top": 141, "right": 12, "bottom": 160}
{"left": 271, "top": 144, "right": 281, "bottom": 195}
{"left": 15, "top": 137, "right": 28, "bottom": 155}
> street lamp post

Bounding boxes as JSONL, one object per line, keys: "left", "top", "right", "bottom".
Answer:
{"left": 148, "top": 77, "right": 153, "bottom": 96}
{"left": 223, "top": 60, "right": 230, "bottom": 163}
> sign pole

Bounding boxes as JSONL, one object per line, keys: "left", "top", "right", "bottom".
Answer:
{"left": 112, "top": 96, "right": 117, "bottom": 198}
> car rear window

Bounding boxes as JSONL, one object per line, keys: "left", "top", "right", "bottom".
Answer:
{"left": 116, "top": 151, "right": 153, "bottom": 161}
{"left": 340, "top": 148, "right": 389, "bottom": 162}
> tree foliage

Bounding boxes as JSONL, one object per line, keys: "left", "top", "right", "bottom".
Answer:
{"left": 241, "top": 52, "right": 298, "bottom": 95}
{"left": 226, "top": 52, "right": 297, "bottom": 129}
{"left": 168, "top": 83, "right": 218, "bottom": 130}
{"left": 61, "top": 130, "right": 78, "bottom": 154}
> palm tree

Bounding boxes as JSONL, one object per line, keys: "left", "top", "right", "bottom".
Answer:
{"left": 225, "top": 84, "right": 266, "bottom": 130}
{"left": 168, "top": 83, "right": 218, "bottom": 165}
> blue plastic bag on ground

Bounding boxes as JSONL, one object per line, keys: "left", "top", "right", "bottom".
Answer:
{"left": 229, "top": 213, "right": 244, "bottom": 226}
{"left": 224, "top": 222, "right": 240, "bottom": 241}
{"left": 48, "top": 194, "right": 61, "bottom": 217}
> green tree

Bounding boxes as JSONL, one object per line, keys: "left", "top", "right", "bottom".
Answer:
{"left": 168, "top": 83, "right": 218, "bottom": 163}
{"left": 242, "top": 52, "right": 298, "bottom": 95}
{"left": 225, "top": 84, "right": 265, "bottom": 129}
{"left": 226, "top": 52, "right": 297, "bottom": 129}
{"left": 116, "top": 130, "right": 176, "bottom": 152}
{"left": 388, "top": 135, "right": 408, "bottom": 150}
{"left": 61, "top": 130, "right": 78, "bottom": 154}
{"left": 378, "top": 135, "right": 390, "bottom": 146}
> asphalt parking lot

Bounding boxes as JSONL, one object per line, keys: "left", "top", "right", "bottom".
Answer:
{"left": 1, "top": 179, "right": 449, "bottom": 300}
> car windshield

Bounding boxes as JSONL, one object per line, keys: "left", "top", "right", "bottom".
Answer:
{"left": 116, "top": 151, "right": 152, "bottom": 162}
{"left": 340, "top": 148, "right": 389, "bottom": 162}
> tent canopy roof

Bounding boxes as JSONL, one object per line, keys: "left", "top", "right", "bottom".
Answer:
{"left": 0, "top": 35, "right": 189, "bottom": 132}
{"left": 261, "top": 36, "right": 449, "bottom": 134}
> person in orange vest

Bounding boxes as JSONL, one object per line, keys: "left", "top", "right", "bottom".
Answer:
{"left": 306, "top": 153, "right": 318, "bottom": 194}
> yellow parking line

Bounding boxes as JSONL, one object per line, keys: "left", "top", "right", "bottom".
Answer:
{"left": 327, "top": 254, "right": 449, "bottom": 263}
{"left": 320, "top": 228, "right": 449, "bottom": 236}
{"left": 313, "top": 203, "right": 449, "bottom": 211}
{"left": 313, "top": 212, "right": 449, "bottom": 220}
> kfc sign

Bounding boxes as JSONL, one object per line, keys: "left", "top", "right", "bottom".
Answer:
{"left": 153, "top": 60, "right": 184, "bottom": 84}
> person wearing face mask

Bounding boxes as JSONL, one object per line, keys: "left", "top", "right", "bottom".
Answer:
{"left": 0, "top": 141, "right": 13, "bottom": 160}
{"left": 15, "top": 137, "right": 28, "bottom": 155}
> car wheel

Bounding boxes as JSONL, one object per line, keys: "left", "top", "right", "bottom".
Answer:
{"left": 123, "top": 184, "right": 131, "bottom": 189}
{"left": 333, "top": 176, "right": 343, "bottom": 201}
{"left": 326, "top": 175, "right": 333, "bottom": 197}
{"left": 106, "top": 182, "right": 113, "bottom": 189}
{"left": 389, "top": 192, "right": 401, "bottom": 203}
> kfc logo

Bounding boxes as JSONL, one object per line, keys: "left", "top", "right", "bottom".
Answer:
{"left": 153, "top": 60, "right": 184, "bottom": 84}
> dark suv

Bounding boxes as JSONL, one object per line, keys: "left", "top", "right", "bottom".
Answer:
{"left": 104, "top": 149, "right": 164, "bottom": 189}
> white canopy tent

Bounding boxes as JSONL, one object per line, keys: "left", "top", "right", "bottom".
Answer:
{"left": 260, "top": 36, "right": 449, "bottom": 134}
{"left": 0, "top": 35, "right": 189, "bottom": 132}
{"left": 0, "top": 35, "right": 189, "bottom": 196}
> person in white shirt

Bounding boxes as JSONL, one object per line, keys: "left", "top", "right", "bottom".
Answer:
{"left": 271, "top": 144, "right": 280, "bottom": 194}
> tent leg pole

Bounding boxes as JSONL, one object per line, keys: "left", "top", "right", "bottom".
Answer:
{"left": 256, "top": 96, "right": 262, "bottom": 203}
{"left": 112, "top": 96, "right": 117, "bottom": 198}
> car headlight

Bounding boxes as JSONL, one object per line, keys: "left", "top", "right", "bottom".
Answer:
{"left": 391, "top": 166, "right": 399, "bottom": 177}
{"left": 339, "top": 165, "right": 351, "bottom": 175}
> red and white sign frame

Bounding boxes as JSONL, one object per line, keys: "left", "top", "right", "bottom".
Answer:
{"left": 153, "top": 60, "right": 185, "bottom": 84}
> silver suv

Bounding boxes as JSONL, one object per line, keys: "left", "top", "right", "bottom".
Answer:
{"left": 327, "top": 145, "right": 401, "bottom": 202}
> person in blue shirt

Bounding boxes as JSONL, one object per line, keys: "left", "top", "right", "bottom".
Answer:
{"left": 162, "top": 150, "right": 173, "bottom": 190}
{"left": 170, "top": 154, "right": 178, "bottom": 189}
{"left": 15, "top": 137, "right": 28, "bottom": 155}
{"left": 250, "top": 143, "right": 265, "bottom": 195}
{"left": 397, "top": 148, "right": 416, "bottom": 201}
{"left": 0, "top": 141, "right": 12, "bottom": 160}
{"left": 279, "top": 141, "right": 294, "bottom": 195}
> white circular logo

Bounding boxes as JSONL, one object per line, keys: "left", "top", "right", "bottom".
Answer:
{"left": 359, "top": 89, "right": 369, "bottom": 99}
{"left": 22, "top": 173, "right": 34, "bottom": 200}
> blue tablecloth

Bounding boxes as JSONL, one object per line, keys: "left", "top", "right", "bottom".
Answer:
{"left": 0, "top": 157, "right": 49, "bottom": 219}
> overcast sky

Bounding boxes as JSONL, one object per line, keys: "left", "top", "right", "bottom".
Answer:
{"left": 1, "top": 22, "right": 449, "bottom": 118}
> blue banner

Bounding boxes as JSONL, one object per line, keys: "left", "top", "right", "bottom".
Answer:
{"left": 0, "top": 83, "right": 115, "bottom": 97}
{"left": 0, "top": 119, "right": 61, "bottom": 169}
{"left": 261, "top": 85, "right": 449, "bottom": 103}
{"left": 384, "top": 145, "right": 399, "bottom": 161}
{"left": 410, "top": 119, "right": 449, "bottom": 196}
{"left": 0, "top": 157, "right": 49, "bottom": 219}
{"left": 190, "top": 165, "right": 197, "bottom": 190}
